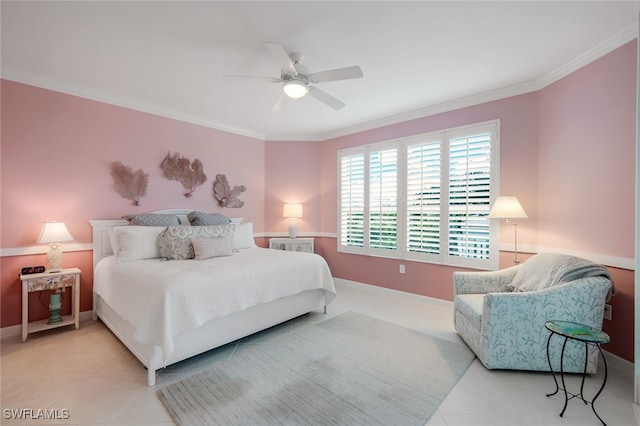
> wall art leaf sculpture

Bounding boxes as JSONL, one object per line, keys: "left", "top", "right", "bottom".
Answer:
{"left": 160, "top": 152, "right": 207, "bottom": 197}
{"left": 110, "top": 161, "right": 149, "bottom": 206}
{"left": 213, "top": 174, "right": 247, "bottom": 208}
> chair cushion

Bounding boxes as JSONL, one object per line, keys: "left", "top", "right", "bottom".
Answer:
{"left": 454, "top": 294, "right": 485, "bottom": 331}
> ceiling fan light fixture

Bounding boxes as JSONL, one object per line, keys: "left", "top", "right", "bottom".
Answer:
{"left": 282, "top": 81, "right": 308, "bottom": 99}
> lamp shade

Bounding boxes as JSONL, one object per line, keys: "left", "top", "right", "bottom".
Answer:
{"left": 283, "top": 203, "right": 303, "bottom": 218}
{"left": 282, "top": 81, "right": 309, "bottom": 99}
{"left": 37, "top": 222, "right": 74, "bottom": 244}
{"left": 488, "top": 196, "right": 528, "bottom": 220}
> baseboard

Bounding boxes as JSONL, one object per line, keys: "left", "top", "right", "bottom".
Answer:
{"left": 0, "top": 310, "right": 94, "bottom": 339}
{"left": 604, "top": 349, "right": 635, "bottom": 381}
{"left": 333, "top": 278, "right": 453, "bottom": 308}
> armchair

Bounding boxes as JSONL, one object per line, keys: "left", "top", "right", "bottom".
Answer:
{"left": 453, "top": 253, "right": 614, "bottom": 373}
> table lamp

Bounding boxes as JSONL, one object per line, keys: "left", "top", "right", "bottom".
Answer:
{"left": 37, "top": 221, "right": 74, "bottom": 272}
{"left": 488, "top": 196, "right": 528, "bottom": 264}
{"left": 283, "top": 203, "right": 303, "bottom": 239}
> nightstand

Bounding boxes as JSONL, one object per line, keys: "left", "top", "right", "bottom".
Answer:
{"left": 269, "top": 237, "right": 314, "bottom": 253}
{"left": 20, "top": 267, "right": 81, "bottom": 342}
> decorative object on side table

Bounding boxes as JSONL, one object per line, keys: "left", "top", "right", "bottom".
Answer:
{"left": 47, "top": 293, "right": 63, "bottom": 324}
{"left": 545, "top": 320, "right": 610, "bottom": 426}
{"left": 213, "top": 174, "right": 246, "bottom": 208}
{"left": 488, "top": 195, "right": 528, "bottom": 264}
{"left": 20, "top": 268, "right": 81, "bottom": 342}
{"left": 160, "top": 151, "right": 207, "bottom": 197}
{"left": 283, "top": 203, "right": 303, "bottom": 238}
{"left": 110, "top": 161, "right": 149, "bottom": 206}
{"left": 37, "top": 221, "right": 74, "bottom": 273}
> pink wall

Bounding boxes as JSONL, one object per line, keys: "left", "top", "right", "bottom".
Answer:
{"left": 264, "top": 141, "right": 322, "bottom": 235}
{"left": 1, "top": 80, "right": 266, "bottom": 327}
{"left": 538, "top": 40, "right": 636, "bottom": 259}
{"left": 313, "top": 93, "right": 540, "bottom": 301}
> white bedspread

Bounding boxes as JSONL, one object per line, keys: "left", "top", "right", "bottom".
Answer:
{"left": 94, "top": 248, "right": 336, "bottom": 357}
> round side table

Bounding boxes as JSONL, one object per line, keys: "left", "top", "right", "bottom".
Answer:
{"left": 545, "top": 320, "right": 610, "bottom": 426}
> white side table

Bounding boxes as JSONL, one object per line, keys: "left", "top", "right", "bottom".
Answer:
{"left": 269, "top": 238, "right": 314, "bottom": 253}
{"left": 20, "top": 267, "right": 81, "bottom": 342}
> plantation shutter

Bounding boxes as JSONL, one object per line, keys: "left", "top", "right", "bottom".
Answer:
{"left": 338, "top": 120, "right": 498, "bottom": 270}
{"left": 406, "top": 139, "right": 441, "bottom": 257}
{"left": 339, "top": 152, "right": 365, "bottom": 249}
{"left": 369, "top": 148, "right": 398, "bottom": 251}
{"left": 447, "top": 131, "right": 492, "bottom": 260}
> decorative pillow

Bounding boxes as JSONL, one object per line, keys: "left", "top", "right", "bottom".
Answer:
{"left": 232, "top": 222, "right": 257, "bottom": 250}
{"left": 192, "top": 236, "right": 233, "bottom": 260}
{"left": 187, "top": 211, "right": 230, "bottom": 226}
{"left": 113, "top": 226, "right": 165, "bottom": 262}
{"left": 158, "top": 224, "right": 234, "bottom": 260}
{"left": 123, "top": 214, "right": 180, "bottom": 227}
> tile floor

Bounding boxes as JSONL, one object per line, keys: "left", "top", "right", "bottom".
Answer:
{"left": 1, "top": 281, "right": 636, "bottom": 425}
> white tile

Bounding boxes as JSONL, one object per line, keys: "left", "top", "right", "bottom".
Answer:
{"left": 0, "top": 282, "right": 635, "bottom": 426}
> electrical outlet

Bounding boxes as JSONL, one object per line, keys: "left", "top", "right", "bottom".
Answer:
{"left": 604, "top": 304, "right": 612, "bottom": 321}
{"left": 399, "top": 264, "right": 405, "bottom": 274}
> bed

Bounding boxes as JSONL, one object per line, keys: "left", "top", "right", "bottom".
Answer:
{"left": 90, "top": 209, "right": 336, "bottom": 386}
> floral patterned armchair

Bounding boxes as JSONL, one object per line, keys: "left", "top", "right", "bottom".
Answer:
{"left": 453, "top": 253, "right": 614, "bottom": 373}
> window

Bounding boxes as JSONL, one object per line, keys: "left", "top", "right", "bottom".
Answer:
{"left": 338, "top": 121, "right": 499, "bottom": 270}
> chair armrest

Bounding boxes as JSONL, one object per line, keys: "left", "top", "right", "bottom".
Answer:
{"left": 453, "top": 264, "right": 520, "bottom": 296}
{"left": 479, "top": 277, "right": 611, "bottom": 371}
{"left": 483, "top": 277, "right": 611, "bottom": 332}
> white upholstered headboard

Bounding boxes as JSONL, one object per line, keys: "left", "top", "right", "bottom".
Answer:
{"left": 89, "top": 209, "right": 242, "bottom": 270}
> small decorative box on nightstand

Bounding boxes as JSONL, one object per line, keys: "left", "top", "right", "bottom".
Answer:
{"left": 20, "top": 267, "right": 81, "bottom": 342}
{"left": 269, "top": 238, "right": 314, "bottom": 253}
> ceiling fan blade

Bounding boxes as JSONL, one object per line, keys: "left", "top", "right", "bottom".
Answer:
{"left": 309, "top": 66, "right": 363, "bottom": 84}
{"left": 223, "top": 75, "right": 281, "bottom": 83}
{"left": 272, "top": 92, "right": 292, "bottom": 112}
{"left": 308, "top": 86, "right": 345, "bottom": 110}
{"left": 264, "top": 42, "right": 298, "bottom": 76}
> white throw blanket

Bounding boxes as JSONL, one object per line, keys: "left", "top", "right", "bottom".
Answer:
{"left": 511, "top": 252, "right": 615, "bottom": 300}
{"left": 94, "top": 248, "right": 336, "bottom": 357}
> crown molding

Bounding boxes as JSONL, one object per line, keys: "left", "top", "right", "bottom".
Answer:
{"left": 308, "top": 80, "right": 540, "bottom": 142}
{"left": 536, "top": 21, "right": 638, "bottom": 89}
{"left": 0, "top": 68, "right": 265, "bottom": 141}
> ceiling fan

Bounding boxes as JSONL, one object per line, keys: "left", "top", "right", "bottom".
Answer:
{"left": 223, "top": 43, "right": 363, "bottom": 112}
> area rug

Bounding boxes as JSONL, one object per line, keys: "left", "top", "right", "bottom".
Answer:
{"left": 157, "top": 311, "right": 474, "bottom": 426}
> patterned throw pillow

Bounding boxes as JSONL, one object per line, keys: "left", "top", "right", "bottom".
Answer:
{"left": 187, "top": 211, "right": 230, "bottom": 226}
{"left": 123, "top": 214, "right": 180, "bottom": 227}
{"left": 158, "top": 224, "right": 234, "bottom": 260}
{"left": 192, "top": 236, "right": 233, "bottom": 260}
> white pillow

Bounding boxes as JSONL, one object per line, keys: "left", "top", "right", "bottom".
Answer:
{"left": 232, "top": 222, "right": 257, "bottom": 250}
{"left": 108, "top": 228, "right": 120, "bottom": 256}
{"left": 192, "top": 236, "right": 233, "bottom": 260}
{"left": 113, "top": 226, "right": 165, "bottom": 262}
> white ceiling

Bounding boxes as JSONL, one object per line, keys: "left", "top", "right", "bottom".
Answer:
{"left": 2, "top": 1, "right": 639, "bottom": 141}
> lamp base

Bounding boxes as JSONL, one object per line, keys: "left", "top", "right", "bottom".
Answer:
{"left": 288, "top": 220, "right": 298, "bottom": 239}
{"left": 46, "top": 243, "right": 64, "bottom": 273}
